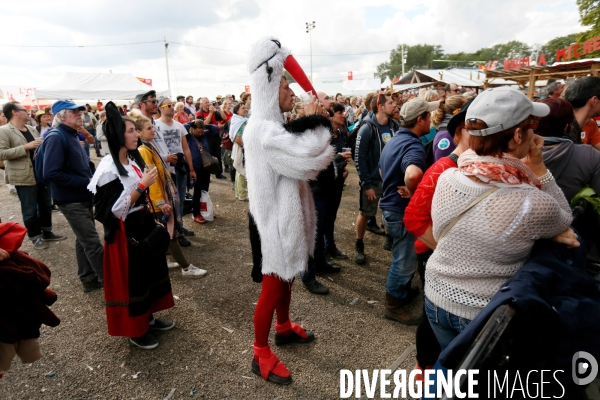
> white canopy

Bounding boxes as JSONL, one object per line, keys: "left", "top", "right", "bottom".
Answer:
{"left": 288, "top": 82, "right": 350, "bottom": 98}
{"left": 342, "top": 78, "right": 386, "bottom": 96}
{"left": 33, "top": 72, "right": 170, "bottom": 100}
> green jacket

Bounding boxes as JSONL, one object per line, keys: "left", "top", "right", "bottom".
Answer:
{"left": 0, "top": 122, "right": 40, "bottom": 186}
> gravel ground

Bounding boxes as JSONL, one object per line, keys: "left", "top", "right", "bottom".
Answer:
{"left": 0, "top": 155, "right": 422, "bottom": 400}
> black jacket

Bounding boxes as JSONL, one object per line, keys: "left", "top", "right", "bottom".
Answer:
{"left": 437, "top": 239, "right": 600, "bottom": 399}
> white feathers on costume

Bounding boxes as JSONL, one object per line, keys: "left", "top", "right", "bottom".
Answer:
{"left": 244, "top": 37, "right": 333, "bottom": 281}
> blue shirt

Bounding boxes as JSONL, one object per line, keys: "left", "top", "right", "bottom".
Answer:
{"left": 378, "top": 128, "right": 426, "bottom": 213}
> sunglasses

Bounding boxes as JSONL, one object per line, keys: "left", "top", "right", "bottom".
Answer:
{"left": 144, "top": 99, "right": 158, "bottom": 104}
{"left": 528, "top": 120, "right": 539, "bottom": 130}
{"left": 160, "top": 103, "right": 173, "bottom": 109}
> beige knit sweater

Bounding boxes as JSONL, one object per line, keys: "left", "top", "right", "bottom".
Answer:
{"left": 425, "top": 169, "right": 572, "bottom": 320}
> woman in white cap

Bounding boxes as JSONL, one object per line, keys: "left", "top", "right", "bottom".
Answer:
{"left": 424, "top": 87, "right": 578, "bottom": 351}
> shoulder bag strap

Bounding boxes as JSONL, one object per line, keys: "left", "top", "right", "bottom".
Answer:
{"left": 191, "top": 134, "right": 203, "bottom": 153}
{"left": 438, "top": 186, "right": 499, "bottom": 242}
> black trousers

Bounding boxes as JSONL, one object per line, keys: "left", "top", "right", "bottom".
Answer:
{"left": 192, "top": 167, "right": 211, "bottom": 217}
{"left": 208, "top": 135, "right": 223, "bottom": 175}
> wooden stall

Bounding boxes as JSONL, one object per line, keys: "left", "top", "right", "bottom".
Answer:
{"left": 484, "top": 59, "right": 600, "bottom": 98}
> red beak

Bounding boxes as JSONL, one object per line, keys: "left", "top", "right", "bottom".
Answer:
{"left": 284, "top": 55, "right": 317, "bottom": 96}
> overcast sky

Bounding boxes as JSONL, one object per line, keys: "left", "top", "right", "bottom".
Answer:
{"left": 0, "top": 0, "right": 582, "bottom": 98}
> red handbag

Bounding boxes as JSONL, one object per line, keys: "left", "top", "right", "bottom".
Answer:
{"left": 221, "top": 132, "right": 233, "bottom": 150}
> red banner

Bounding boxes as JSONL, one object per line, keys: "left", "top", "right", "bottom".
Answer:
{"left": 136, "top": 77, "right": 152, "bottom": 87}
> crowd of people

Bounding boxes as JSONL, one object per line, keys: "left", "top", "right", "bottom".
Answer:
{"left": 1, "top": 50, "right": 599, "bottom": 394}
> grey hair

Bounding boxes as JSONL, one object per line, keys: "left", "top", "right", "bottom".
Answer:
{"left": 548, "top": 81, "right": 562, "bottom": 95}
{"left": 52, "top": 110, "right": 67, "bottom": 128}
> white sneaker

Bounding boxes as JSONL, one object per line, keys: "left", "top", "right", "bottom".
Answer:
{"left": 167, "top": 262, "right": 180, "bottom": 269}
{"left": 181, "top": 264, "right": 207, "bottom": 278}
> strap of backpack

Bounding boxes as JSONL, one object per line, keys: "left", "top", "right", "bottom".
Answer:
{"left": 438, "top": 186, "right": 499, "bottom": 242}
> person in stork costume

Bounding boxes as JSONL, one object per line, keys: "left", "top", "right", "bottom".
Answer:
{"left": 245, "top": 37, "right": 334, "bottom": 384}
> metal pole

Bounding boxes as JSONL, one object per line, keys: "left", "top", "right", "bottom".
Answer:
{"left": 310, "top": 29, "right": 313, "bottom": 82}
{"left": 306, "top": 21, "right": 316, "bottom": 83}
{"left": 402, "top": 44, "right": 405, "bottom": 77}
{"left": 164, "top": 36, "right": 171, "bottom": 91}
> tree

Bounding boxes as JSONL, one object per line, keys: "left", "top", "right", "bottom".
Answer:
{"left": 576, "top": 0, "right": 600, "bottom": 57}
{"left": 539, "top": 34, "right": 578, "bottom": 64}
{"left": 375, "top": 43, "right": 444, "bottom": 79}
{"left": 283, "top": 71, "right": 296, "bottom": 83}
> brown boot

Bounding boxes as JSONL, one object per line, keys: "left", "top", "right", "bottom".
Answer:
{"left": 384, "top": 292, "right": 421, "bottom": 325}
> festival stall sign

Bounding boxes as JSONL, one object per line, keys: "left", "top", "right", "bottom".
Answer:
{"left": 0, "top": 86, "right": 36, "bottom": 102}
{"left": 556, "top": 35, "right": 600, "bottom": 62}
{"left": 0, "top": 87, "right": 53, "bottom": 109}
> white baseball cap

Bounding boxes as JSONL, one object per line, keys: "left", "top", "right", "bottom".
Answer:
{"left": 466, "top": 87, "right": 550, "bottom": 136}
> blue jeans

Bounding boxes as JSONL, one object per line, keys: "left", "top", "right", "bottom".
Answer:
{"left": 424, "top": 296, "right": 471, "bottom": 351}
{"left": 301, "top": 192, "right": 327, "bottom": 284}
{"left": 15, "top": 183, "right": 53, "bottom": 240}
{"left": 383, "top": 209, "right": 417, "bottom": 300}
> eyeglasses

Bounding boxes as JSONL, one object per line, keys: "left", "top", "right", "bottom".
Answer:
{"left": 160, "top": 103, "right": 173, "bottom": 109}
{"left": 16, "top": 108, "right": 28, "bottom": 112}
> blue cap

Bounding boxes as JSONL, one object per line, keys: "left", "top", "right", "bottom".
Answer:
{"left": 51, "top": 100, "right": 86, "bottom": 115}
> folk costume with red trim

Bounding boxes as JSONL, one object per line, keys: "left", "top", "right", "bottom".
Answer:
{"left": 244, "top": 37, "right": 333, "bottom": 384}
{"left": 88, "top": 102, "right": 174, "bottom": 339}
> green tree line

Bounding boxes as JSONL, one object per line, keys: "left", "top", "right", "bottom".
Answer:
{"left": 376, "top": 1, "right": 599, "bottom": 78}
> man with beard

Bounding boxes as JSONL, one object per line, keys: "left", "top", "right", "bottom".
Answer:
{"left": 353, "top": 93, "right": 398, "bottom": 265}
{"left": 379, "top": 98, "right": 436, "bottom": 324}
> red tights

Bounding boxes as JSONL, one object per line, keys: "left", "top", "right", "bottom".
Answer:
{"left": 254, "top": 274, "right": 293, "bottom": 348}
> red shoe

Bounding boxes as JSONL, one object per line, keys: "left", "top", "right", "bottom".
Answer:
{"left": 413, "top": 362, "right": 434, "bottom": 382}
{"left": 274, "top": 320, "right": 315, "bottom": 346}
{"left": 193, "top": 215, "right": 206, "bottom": 224}
{"left": 251, "top": 343, "right": 292, "bottom": 385}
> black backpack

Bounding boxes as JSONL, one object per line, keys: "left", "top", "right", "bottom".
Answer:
{"left": 347, "top": 118, "right": 399, "bottom": 159}
{"left": 423, "top": 139, "right": 436, "bottom": 170}
{"left": 347, "top": 120, "right": 378, "bottom": 160}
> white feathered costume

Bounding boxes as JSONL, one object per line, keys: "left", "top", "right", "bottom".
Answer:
{"left": 244, "top": 37, "right": 333, "bottom": 281}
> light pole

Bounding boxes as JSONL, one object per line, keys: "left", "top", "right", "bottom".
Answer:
{"left": 305, "top": 21, "right": 316, "bottom": 82}
{"left": 164, "top": 36, "right": 171, "bottom": 91}
{"left": 401, "top": 44, "right": 408, "bottom": 77}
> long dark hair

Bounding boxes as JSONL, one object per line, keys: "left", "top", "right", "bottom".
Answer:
{"left": 104, "top": 101, "right": 146, "bottom": 176}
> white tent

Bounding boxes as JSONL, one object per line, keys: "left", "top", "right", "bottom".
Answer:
{"left": 33, "top": 72, "right": 170, "bottom": 100}
{"left": 288, "top": 82, "right": 349, "bottom": 98}
{"left": 342, "top": 78, "right": 385, "bottom": 96}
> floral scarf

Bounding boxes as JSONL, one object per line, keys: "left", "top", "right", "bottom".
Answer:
{"left": 458, "top": 149, "right": 541, "bottom": 189}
